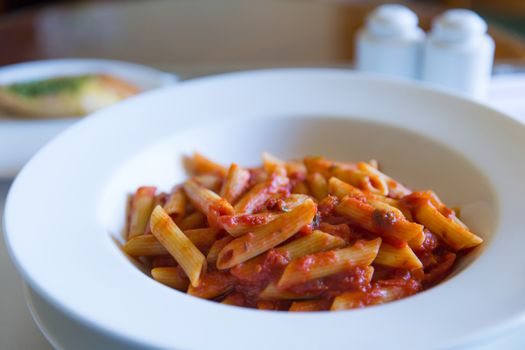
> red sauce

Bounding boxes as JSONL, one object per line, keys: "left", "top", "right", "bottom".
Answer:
{"left": 231, "top": 250, "right": 289, "bottom": 297}
{"left": 135, "top": 158, "right": 481, "bottom": 312}
{"left": 318, "top": 195, "right": 339, "bottom": 218}
{"left": 286, "top": 267, "right": 371, "bottom": 296}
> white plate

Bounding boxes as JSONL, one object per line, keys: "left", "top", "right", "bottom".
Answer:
{"left": 0, "top": 59, "right": 178, "bottom": 179}
{"left": 4, "top": 69, "right": 525, "bottom": 349}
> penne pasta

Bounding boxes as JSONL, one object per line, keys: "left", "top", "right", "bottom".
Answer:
{"left": 234, "top": 175, "right": 289, "bottom": 214}
{"left": 259, "top": 282, "right": 316, "bottom": 300}
{"left": 187, "top": 271, "right": 234, "bottom": 299}
{"left": 178, "top": 211, "right": 207, "bottom": 230}
{"left": 336, "top": 197, "right": 423, "bottom": 242}
{"left": 184, "top": 152, "right": 227, "bottom": 176}
{"left": 124, "top": 153, "right": 482, "bottom": 311}
{"left": 151, "top": 267, "right": 189, "bottom": 291}
{"left": 207, "top": 236, "right": 234, "bottom": 264}
{"left": 330, "top": 291, "right": 365, "bottom": 310}
{"left": 184, "top": 228, "right": 221, "bottom": 253}
{"left": 374, "top": 242, "right": 423, "bottom": 270}
{"left": 231, "top": 230, "right": 346, "bottom": 282}
{"left": 276, "top": 229, "right": 346, "bottom": 260}
{"left": 220, "top": 163, "right": 251, "bottom": 204}
{"left": 123, "top": 234, "right": 167, "bottom": 256}
{"left": 357, "top": 162, "right": 411, "bottom": 198}
{"left": 277, "top": 238, "right": 381, "bottom": 289}
{"left": 328, "top": 177, "right": 399, "bottom": 207}
{"left": 289, "top": 300, "right": 331, "bottom": 312}
{"left": 262, "top": 152, "right": 307, "bottom": 180}
{"left": 262, "top": 152, "right": 287, "bottom": 175}
{"left": 306, "top": 172, "right": 328, "bottom": 201}
{"left": 220, "top": 293, "right": 245, "bottom": 306}
{"left": 183, "top": 179, "right": 234, "bottom": 226}
{"left": 193, "top": 174, "right": 223, "bottom": 193}
{"left": 292, "top": 180, "right": 310, "bottom": 195}
{"left": 217, "top": 199, "right": 316, "bottom": 269}
{"left": 163, "top": 187, "right": 186, "bottom": 219}
{"left": 414, "top": 201, "right": 483, "bottom": 250}
{"left": 128, "top": 186, "right": 157, "bottom": 239}
{"left": 150, "top": 206, "right": 206, "bottom": 287}
{"left": 217, "top": 212, "right": 282, "bottom": 237}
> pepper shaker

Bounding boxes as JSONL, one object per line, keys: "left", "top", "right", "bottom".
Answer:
{"left": 355, "top": 4, "right": 425, "bottom": 79}
{"left": 421, "top": 9, "right": 495, "bottom": 98}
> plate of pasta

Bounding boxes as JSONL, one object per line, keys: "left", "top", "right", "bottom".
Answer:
{"left": 4, "top": 69, "right": 525, "bottom": 349}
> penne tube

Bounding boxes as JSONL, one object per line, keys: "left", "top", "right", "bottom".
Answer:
{"left": 183, "top": 179, "right": 234, "bottom": 226}
{"left": 414, "top": 201, "right": 483, "bottom": 250}
{"left": 150, "top": 206, "right": 206, "bottom": 287}
{"left": 193, "top": 174, "right": 223, "bottom": 193}
{"left": 234, "top": 175, "right": 289, "bottom": 214}
{"left": 330, "top": 283, "right": 409, "bottom": 310}
{"left": 333, "top": 167, "right": 387, "bottom": 195}
{"left": 221, "top": 293, "right": 245, "bottom": 306}
{"left": 368, "top": 285, "right": 414, "bottom": 305}
{"left": 231, "top": 230, "right": 346, "bottom": 282}
{"left": 184, "top": 152, "right": 227, "bottom": 177}
{"left": 307, "top": 172, "right": 328, "bottom": 200}
{"left": 163, "top": 187, "right": 186, "bottom": 219}
{"left": 257, "top": 300, "right": 283, "bottom": 310}
{"left": 277, "top": 238, "right": 381, "bottom": 289}
{"left": 217, "top": 212, "right": 282, "bottom": 237}
{"left": 330, "top": 291, "right": 365, "bottom": 310}
{"left": 123, "top": 234, "right": 167, "bottom": 256}
{"left": 304, "top": 157, "right": 389, "bottom": 195}
{"left": 304, "top": 156, "right": 341, "bottom": 178}
{"left": 374, "top": 242, "right": 423, "bottom": 270}
{"left": 151, "top": 267, "right": 189, "bottom": 291}
{"left": 187, "top": 271, "right": 234, "bottom": 299}
{"left": 368, "top": 159, "right": 379, "bottom": 169}
{"left": 318, "top": 222, "right": 353, "bottom": 242}
{"left": 282, "top": 194, "right": 311, "bottom": 210}
{"left": 262, "top": 152, "right": 308, "bottom": 180}
{"left": 207, "top": 236, "right": 234, "bottom": 264}
{"left": 217, "top": 199, "right": 317, "bottom": 269}
{"left": 289, "top": 300, "right": 331, "bottom": 312}
{"left": 124, "top": 229, "right": 219, "bottom": 257}
{"left": 178, "top": 211, "right": 207, "bottom": 230}
{"left": 335, "top": 197, "right": 423, "bottom": 242}
{"left": 292, "top": 180, "right": 310, "bottom": 195}
{"left": 262, "top": 152, "right": 287, "bottom": 175}
{"left": 328, "top": 177, "right": 399, "bottom": 207}
{"left": 220, "top": 163, "right": 251, "bottom": 204}
{"left": 259, "top": 282, "right": 316, "bottom": 300}
{"left": 357, "top": 162, "right": 411, "bottom": 198}
{"left": 407, "top": 230, "right": 425, "bottom": 250}
{"left": 128, "top": 186, "right": 157, "bottom": 239}
{"left": 184, "top": 228, "right": 221, "bottom": 253}
{"left": 277, "top": 230, "right": 346, "bottom": 260}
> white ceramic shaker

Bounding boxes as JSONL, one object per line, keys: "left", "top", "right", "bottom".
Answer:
{"left": 355, "top": 4, "right": 425, "bottom": 79}
{"left": 422, "top": 9, "right": 495, "bottom": 99}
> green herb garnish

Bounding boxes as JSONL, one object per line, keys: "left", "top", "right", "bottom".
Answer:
{"left": 5, "top": 75, "right": 94, "bottom": 98}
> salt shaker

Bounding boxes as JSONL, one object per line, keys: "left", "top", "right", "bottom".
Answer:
{"left": 355, "top": 4, "right": 425, "bottom": 79}
{"left": 422, "top": 9, "right": 495, "bottom": 98}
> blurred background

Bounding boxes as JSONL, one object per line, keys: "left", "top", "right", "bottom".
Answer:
{"left": 1, "top": 0, "right": 524, "bottom": 78}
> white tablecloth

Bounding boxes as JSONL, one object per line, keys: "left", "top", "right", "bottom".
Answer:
{"left": 0, "top": 72, "right": 524, "bottom": 350}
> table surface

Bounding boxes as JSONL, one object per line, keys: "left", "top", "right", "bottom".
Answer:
{"left": 1, "top": 1, "right": 525, "bottom": 349}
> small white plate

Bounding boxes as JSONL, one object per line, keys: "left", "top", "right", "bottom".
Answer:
{"left": 0, "top": 59, "right": 178, "bottom": 178}
{"left": 4, "top": 69, "right": 525, "bottom": 349}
